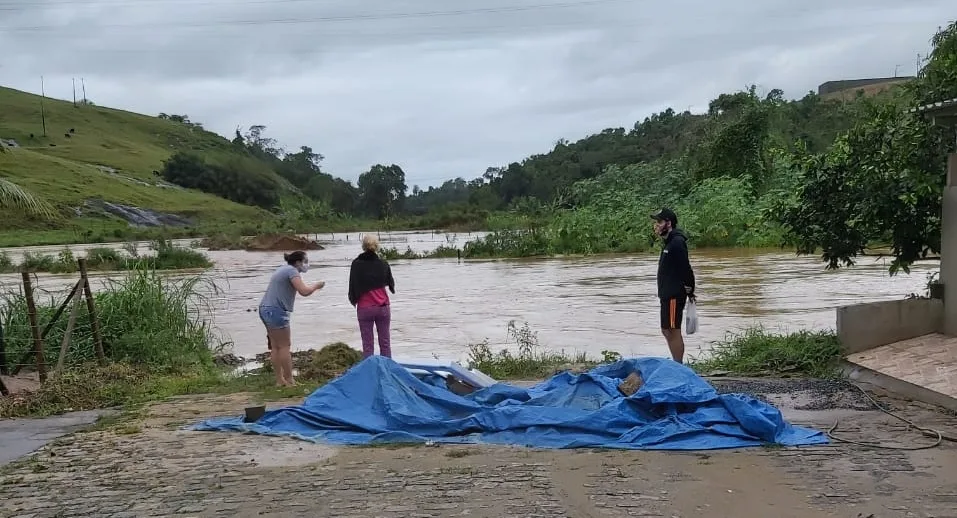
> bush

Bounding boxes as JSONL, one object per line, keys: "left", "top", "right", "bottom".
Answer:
{"left": 160, "top": 151, "right": 282, "bottom": 209}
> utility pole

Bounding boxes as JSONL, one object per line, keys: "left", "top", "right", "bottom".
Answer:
{"left": 894, "top": 64, "right": 901, "bottom": 77}
{"left": 39, "top": 76, "right": 47, "bottom": 137}
{"left": 81, "top": 78, "right": 87, "bottom": 104}
{"left": 72, "top": 78, "right": 77, "bottom": 107}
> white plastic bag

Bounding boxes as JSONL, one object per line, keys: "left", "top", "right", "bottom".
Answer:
{"left": 685, "top": 300, "right": 699, "bottom": 335}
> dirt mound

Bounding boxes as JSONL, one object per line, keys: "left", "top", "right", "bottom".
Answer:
{"left": 244, "top": 233, "right": 323, "bottom": 252}
{"left": 254, "top": 342, "right": 362, "bottom": 382}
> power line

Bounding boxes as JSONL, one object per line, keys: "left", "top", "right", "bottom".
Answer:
{"left": 0, "top": 0, "right": 629, "bottom": 30}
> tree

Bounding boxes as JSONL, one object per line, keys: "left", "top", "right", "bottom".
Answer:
{"left": 914, "top": 21, "right": 957, "bottom": 104}
{"left": 357, "top": 164, "right": 407, "bottom": 219}
{"left": 278, "top": 146, "right": 324, "bottom": 188}
{"left": 243, "top": 125, "right": 282, "bottom": 158}
{"left": 157, "top": 113, "right": 203, "bottom": 129}
{"left": 775, "top": 105, "right": 948, "bottom": 273}
{"left": 303, "top": 175, "right": 359, "bottom": 215}
{"left": 776, "top": 21, "right": 957, "bottom": 273}
{"left": 694, "top": 87, "right": 773, "bottom": 187}
{"left": 160, "top": 152, "right": 281, "bottom": 209}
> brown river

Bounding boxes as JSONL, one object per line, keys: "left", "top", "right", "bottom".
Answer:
{"left": 0, "top": 231, "right": 938, "bottom": 363}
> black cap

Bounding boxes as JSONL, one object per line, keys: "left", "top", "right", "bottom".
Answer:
{"left": 651, "top": 207, "right": 678, "bottom": 227}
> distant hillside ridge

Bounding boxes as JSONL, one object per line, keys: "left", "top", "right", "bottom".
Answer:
{"left": 818, "top": 76, "right": 913, "bottom": 101}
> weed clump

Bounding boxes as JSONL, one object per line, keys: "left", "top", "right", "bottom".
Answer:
{"left": 254, "top": 342, "right": 363, "bottom": 382}
{"left": 467, "top": 320, "right": 598, "bottom": 380}
{"left": 690, "top": 327, "right": 842, "bottom": 378}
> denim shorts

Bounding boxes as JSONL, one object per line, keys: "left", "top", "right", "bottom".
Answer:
{"left": 258, "top": 305, "right": 291, "bottom": 330}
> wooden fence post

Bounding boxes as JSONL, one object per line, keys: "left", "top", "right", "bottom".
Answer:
{"left": 77, "top": 259, "right": 106, "bottom": 365}
{"left": 10, "top": 279, "right": 81, "bottom": 376}
{"left": 21, "top": 272, "right": 46, "bottom": 382}
{"left": 0, "top": 318, "right": 6, "bottom": 375}
{"left": 54, "top": 294, "right": 83, "bottom": 375}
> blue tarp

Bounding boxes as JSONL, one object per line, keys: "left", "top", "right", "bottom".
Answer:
{"left": 192, "top": 356, "right": 828, "bottom": 450}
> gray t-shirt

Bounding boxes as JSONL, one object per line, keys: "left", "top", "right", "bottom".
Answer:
{"left": 260, "top": 264, "right": 301, "bottom": 312}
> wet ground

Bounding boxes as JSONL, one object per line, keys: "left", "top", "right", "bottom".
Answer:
{"left": 711, "top": 378, "right": 876, "bottom": 412}
{"left": 0, "top": 409, "right": 110, "bottom": 466}
{"left": 0, "top": 231, "right": 936, "bottom": 363}
{"left": 2, "top": 380, "right": 956, "bottom": 518}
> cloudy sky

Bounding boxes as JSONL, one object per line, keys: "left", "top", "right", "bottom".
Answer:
{"left": 1, "top": 0, "right": 952, "bottom": 187}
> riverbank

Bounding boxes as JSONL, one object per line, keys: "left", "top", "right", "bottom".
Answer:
{"left": 0, "top": 210, "right": 493, "bottom": 249}
{"left": 0, "top": 240, "right": 210, "bottom": 274}
{"left": 1, "top": 323, "right": 843, "bottom": 418}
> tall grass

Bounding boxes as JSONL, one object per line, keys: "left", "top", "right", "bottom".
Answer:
{"left": 0, "top": 267, "right": 224, "bottom": 373}
{"left": 378, "top": 245, "right": 461, "bottom": 260}
{"left": 689, "top": 327, "right": 842, "bottom": 378}
{"left": 466, "top": 321, "right": 604, "bottom": 379}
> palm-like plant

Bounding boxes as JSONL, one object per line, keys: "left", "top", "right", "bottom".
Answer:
{"left": 0, "top": 176, "right": 57, "bottom": 219}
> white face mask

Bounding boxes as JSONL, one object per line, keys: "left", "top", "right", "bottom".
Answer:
{"left": 298, "top": 261, "right": 310, "bottom": 273}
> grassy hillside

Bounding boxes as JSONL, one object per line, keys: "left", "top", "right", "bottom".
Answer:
{"left": 0, "top": 86, "right": 277, "bottom": 244}
{"left": 820, "top": 80, "right": 910, "bottom": 102}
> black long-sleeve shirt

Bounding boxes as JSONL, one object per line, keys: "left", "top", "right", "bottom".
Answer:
{"left": 348, "top": 251, "right": 395, "bottom": 306}
{"left": 656, "top": 228, "right": 695, "bottom": 300}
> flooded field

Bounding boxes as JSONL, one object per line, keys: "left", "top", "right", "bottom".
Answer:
{"left": 0, "top": 231, "right": 937, "bottom": 363}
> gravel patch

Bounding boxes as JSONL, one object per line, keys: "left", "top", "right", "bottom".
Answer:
{"left": 709, "top": 378, "right": 875, "bottom": 411}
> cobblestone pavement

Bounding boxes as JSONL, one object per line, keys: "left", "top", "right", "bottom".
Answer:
{"left": 2, "top": 392, "right": 957, "bottom": 518}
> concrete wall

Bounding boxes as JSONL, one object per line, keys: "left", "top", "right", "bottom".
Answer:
{"left": 837, "top": 298, "right": 944, "bottom": 354}
{"left": 942, "top": 153, "right": 957, "bottom": 335}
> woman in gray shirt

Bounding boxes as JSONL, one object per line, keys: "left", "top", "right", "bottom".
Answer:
{"left": 259, "top": 251, "right": 325, "bottom": 387}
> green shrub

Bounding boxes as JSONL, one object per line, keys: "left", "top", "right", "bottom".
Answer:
{"left": 690, "top": 327, "right": 842, "bottom": 378}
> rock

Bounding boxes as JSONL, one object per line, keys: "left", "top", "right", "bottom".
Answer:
{"left": 84, "top": 200, "right": 192, "bottom": 227}
{"left": 618, "top": 372, "right": 643, "bottom": 396}
{"left": 212, "top": 353, "right": 246, "bottom": 367}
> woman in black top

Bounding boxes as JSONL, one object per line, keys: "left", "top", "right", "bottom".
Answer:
{"left": 348, "top": 234, "right": 395, "bottom": 358}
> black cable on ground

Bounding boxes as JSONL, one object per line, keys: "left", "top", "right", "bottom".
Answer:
{"left": 826, "top": 383, "right": 957, "bottom": 450}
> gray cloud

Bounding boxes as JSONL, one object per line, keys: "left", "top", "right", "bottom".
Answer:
{"left": 0, "top": 0, "right": 953, "bottom": 186}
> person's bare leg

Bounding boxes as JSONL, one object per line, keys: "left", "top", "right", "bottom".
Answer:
{"left": 662, "top": 328, "right": 685, "bottom": 364}
{"left": 270, "top": 327, "right": 294, "bottom": 386}
{"left": 265, "top": 328, "right": 285, "bottom": 386}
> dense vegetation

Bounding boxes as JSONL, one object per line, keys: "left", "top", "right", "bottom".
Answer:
{"left": 2, "top": 20, "right": 953, "bottom": 273}
{"left": 777, "top": 21, "right": 957, "bottom": 274}
{"left": 451, "top": 21, "right": 957, "bottom": 269}
{"left": 466, "top": 320, "right": 842, "bottom": 380}
{"left": 0, "top": 240, "right": 211, "bottom": 274}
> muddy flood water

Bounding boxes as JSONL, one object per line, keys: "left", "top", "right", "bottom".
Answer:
{"left": 0, "top": 231, "right": 938, "bottom": 363}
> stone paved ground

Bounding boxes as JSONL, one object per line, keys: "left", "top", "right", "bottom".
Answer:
{"left": 2, "top": 390, "right": 957, "bottom": 518}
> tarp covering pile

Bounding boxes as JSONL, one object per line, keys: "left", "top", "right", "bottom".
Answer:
{"left": 192, "top": 356, "right": 828, "bottom": 450}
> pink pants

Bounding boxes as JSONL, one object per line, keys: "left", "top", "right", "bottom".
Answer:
{"left": 357, "top": 304, "right": 391, "bottom": 358}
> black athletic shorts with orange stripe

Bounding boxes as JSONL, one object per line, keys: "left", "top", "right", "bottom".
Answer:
{"left": 660, "top": 297, "right": 686, "bottom": 330}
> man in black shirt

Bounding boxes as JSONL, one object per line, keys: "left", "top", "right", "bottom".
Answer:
{"left": 651, "top": 208, "right": 696, "bottom": 363}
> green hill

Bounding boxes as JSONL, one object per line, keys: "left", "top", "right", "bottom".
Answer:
{"left": 0, "top": 86, "right": 283, "bottom": 245}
